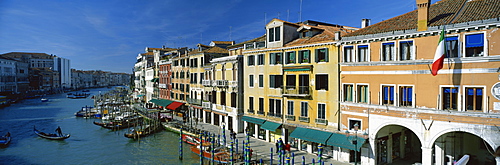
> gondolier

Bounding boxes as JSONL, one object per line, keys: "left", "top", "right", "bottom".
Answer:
{"left": 55, "top": 126, "right": 62, "bottom": 136}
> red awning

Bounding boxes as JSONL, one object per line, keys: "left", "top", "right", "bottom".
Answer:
{"left": 167, "top": 102, "right": 185, "bottom": 110}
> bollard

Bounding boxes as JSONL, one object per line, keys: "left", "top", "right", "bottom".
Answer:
{"left": 302, "top": 156, "right": 305, "bottom": 165}
{"left": 270, "top": 148, "right": 273, "bottom": 165}
{"left": 292, "top": 152, "right": 295, "bottom": 165}
{"left": 179, "top": 127, "right": 183, "bottom": 160}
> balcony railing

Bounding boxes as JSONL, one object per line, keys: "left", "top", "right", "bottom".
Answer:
{"left": 228, "top": 81, "right": 238, "bottom": 87}
{"left": 257, "top": 110, "right": 264, "bottom": 115}
{"left": 159, "top": 84, "right": 167, "bottom": 88}
{"left": 187, "top": 98, "right": 202, "bottom": 105}
{"left": 247, "top": 109, "right": 254, "bottom": 114}
{"left": 215, "top": 80, "right": 228, "bottom": 87}
{"left": 315, "top": 118, "right": 328, "bottom": 125}
{"left": 299, "top": 116, "right": 310, "bottom": 123}
{"left": 202, "top": 80, "right": 212, "bottom": 86}
{"left": 282, "top": 86, "right": 311, "bottom": 97}
{"left": 286, "top": 115, "right": 295, "bottom": 121}
{"left": 202, "top": 101, "right": 212, "bottom": 109}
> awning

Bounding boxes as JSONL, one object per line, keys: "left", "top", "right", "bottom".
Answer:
{"left": 326, "top": 133, "right": 367, "bottom": 152}
{"left": 167, "top": 101, "right": 185, "bottom": 110}
{"left": 241, "top": 116, "right": 266, "bottom": 125}
{"left": 137, "top": 95, "right": 145, "bottom": 97}
{"left": 151, "top": 78, "right": 159, "bottom": 82}
{"left": 149, "top": 99, "right": 174, "bottom": 107}
{"left": 261, "top": 121, "right": 282, "bottom": 131}
{"left": 290, "top": 127, "right": 332, "bottom": 144}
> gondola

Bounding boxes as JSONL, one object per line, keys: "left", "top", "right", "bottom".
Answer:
{"left": 0, "top": 132, "right": 11, "bottom": 147}
{"left": 124, "top": 124, "right": 162, "bottom": 139}
{"left": 33, "top": 126, "right": 70, "bottom": 140}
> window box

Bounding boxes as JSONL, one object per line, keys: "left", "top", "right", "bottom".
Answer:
{"left": 286, "top": 115, "right": 295, "bottom": 121}
{"left": 299, "top": 116, "right": 310, "bottom": 123}
{"left": 315, "top": 118, "right": 327, "bottom": 125}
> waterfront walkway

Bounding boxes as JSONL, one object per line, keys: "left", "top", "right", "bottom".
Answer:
{"left": 164, "top": 119, "right": 352, "bottom": 165}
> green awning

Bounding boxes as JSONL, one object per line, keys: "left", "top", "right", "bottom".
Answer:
{"left": 151, "top": 78, "right": 159, "bottom": 82}
{"left": 241, "top": 116, "right": 266, "bottom": 125}
{"left": 290, "top": 127, "right": 332, "bottom": 144}
{"left": 283, "top": 68, "right": 310, "bottom": 71}
{"left": 260, "top": 121, "right": 282, "bottom": 131}
{"left": 149, "top": 99, "right": 174, "bottom": 107}
{"left": 326, "top": 133, "right": 366, "bottom": 152}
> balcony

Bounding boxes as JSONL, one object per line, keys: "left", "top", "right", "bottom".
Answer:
{"left": 202, "top": 101, "right": 212, "bottom": 109}
{"left": 228, "top": 81, "right": 238, "bottom": 87}
{"left": 215, "top": 80, "right": 228, "bottom": 87}
{"left": 315, "top": 118, "right": 328, "bottom": 125}
{"left": 286, "top": 115, "right": 295, "bottom": 121}
{"left": 202, "top": 80, "right": 212, "bottom": 87}
{"left": 187, "top": 98, "right": 202, "bottom": 106}
{"left": 159, "top": 84, "right": 167, "bottom": 88}
{"left": 282, "top": 86, "right": 311, "bottom": 97}
{"left": 299, "top": 116, "right": 310, "bottom": 123}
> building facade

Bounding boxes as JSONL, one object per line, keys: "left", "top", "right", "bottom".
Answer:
{"left": 339, "top": 0, "right": 500, "bottom": 164}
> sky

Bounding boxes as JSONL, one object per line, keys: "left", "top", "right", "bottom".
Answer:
{"left": 0, "top": 0, "right": 440, "bottom": 74}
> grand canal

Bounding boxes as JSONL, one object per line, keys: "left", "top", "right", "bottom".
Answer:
{"left": 0, "top": 87, "right": 199, "bottom": 165}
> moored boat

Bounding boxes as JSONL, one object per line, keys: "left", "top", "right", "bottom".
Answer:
{"left": 124, "top": 124, "right": 162, "bottom": 139}
{"left": 41, "top": 98, "right": 49, "bottom": 102}
{"left": 0, "top": 132, "right": 11, "bottom": 147}
{"left": 33, "top": 126, "right": 70, "bottom": 140}
{"left": 190, "top": 144, "right": 242, "bottom": 164}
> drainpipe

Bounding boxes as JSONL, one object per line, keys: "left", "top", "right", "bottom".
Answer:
{"left": 337, "top": 45, "right": 341, "bottom": 131}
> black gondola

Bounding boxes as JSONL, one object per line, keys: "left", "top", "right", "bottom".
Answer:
{"left": 33, "top": 126, "right": 70, "bottom": 140}
{"left": 0, "top": 132, "right": 11, "bottom": 147}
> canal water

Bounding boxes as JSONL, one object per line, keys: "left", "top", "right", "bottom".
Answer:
{"left": 0, "top": 87, "right": 199, "bottom": 165}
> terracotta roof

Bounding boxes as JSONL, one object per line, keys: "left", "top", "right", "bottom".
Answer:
{"left": 1, "top": 52, "right": 54, "bottom": 59}
{"left": 227, "top": 35, "right": 266, "bottom": 49}
{"left": 189, "top": 46, "right": 228, "bottom": 55}
{"left": 344, "top": 0, "right": 500, "bottom": 37}
{"left": 285, "top": 24, "right": 357, "bottom": 46}
{"left": 212, "top": 41, "right": 235, "bottom": 45}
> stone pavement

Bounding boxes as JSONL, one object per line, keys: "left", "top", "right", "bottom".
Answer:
{"left": 190, "top": 121, "right": 352, "bottom": 165}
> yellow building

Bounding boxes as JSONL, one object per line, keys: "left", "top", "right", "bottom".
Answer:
{"left": 339, "top": 0, "right": 500, "bottom": 164}
{"left": 242, "top": 19, "right": 358, "bottom": 154}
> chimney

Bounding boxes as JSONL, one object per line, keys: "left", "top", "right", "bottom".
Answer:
{"left": 417, "top": 0, "right": 431, "bottom": 31}
{"left": 361, "top": 19, "right": 370, "bottom": 28}
{"left": 334, "top": 31, "right": 341, "bottom": 41}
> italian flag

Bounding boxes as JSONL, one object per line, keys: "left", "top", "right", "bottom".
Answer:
{"left": 431, "top": 28, "right": 445, "bottom": 76}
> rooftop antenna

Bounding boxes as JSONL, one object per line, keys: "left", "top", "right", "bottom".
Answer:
{"left": 287, "top": 9, "right": 290, "bottom": 22}
{"left": 229, "top": 26, "right": 232, "bottom": 41}
{"left": 299, "top": 0, "right": 302, "bottom": 22}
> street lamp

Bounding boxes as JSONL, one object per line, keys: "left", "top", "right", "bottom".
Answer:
{"left": 346, "top": 123, "right": 359, "bottom": 165}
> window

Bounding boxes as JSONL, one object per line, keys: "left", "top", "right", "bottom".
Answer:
{"left": 317, "top": 103, "right": 326, "bottom": 119}
{"left": 315, "top": 74, "right": 328, "bottom": 90}
{"left": 259, "top": 98, "right": 264, "bottom": 113}
{"left": 248, "top": 55, "right": 255, "bottom": 66}
{"left": 357, "top": 85, "right": 368, "bottom": 103}
{"left": 287, "top": 101, "right": 294, "bottom": 115}
{"left": 442, "top": 87, "right": 458, "bottom": 110}
{"left": 258, "top": 75, "right": 264, "bottom": 87}
{"left": 276, "top": 99, "right": 282, "bottom": 117}
{"left": 285, "top": 51, "right": 296, "bottom": 64}
{"left": 300, "top": 102, "right": 308, "bottom": 117}
{"left": 257, "top": 54, "right": 264, "bottom": 65}
{"left": 268, "top": 27, "right": 281, "bottom": 42}
{"left": 357, "top": 45, "right": 368, "bottom": 62}
{"left": 298, "top": 75, "right": 309, "bottom": 94}
{"left": 249, "top": 97, "right": 254, "bottom": 111}
{"left": 286, "top": 75, "right": 296, "bottom": 88}
{"left": 399, "top": 41, "right": 414, "bottom": 61}
{"left": 381, "top": 42, "right": 394, "bottom": 61}
{"left": 343, "top": 84, "right": 353, "bottom": 102}
{"left": 465, "top": 87, "right": 483, "bottom": 111}
{"left": 348, "top": 119, "right": 361, "bottom": 131}
{"left": 344, "top": 46, "right": 354, "bottom": 62}
{"left": 249, "top": 75, "right": 254, "bottom": 87}
{"left": 399, "top": 86, "right": 413, "bottom": 107}
{"left": 269, "top": 99, "right": 275, "bottom": 115}
{"left": 270, "top": 52, "right": 282, "bottom": 64}
{"left": 269, "top": 75, "right": 283, "bottom": 88}
{"left": 220, "top": 92, "right": 226, "bottom": 106}
{"left": 298, "top": 50, "right": 310, "bottom": 63}
{"left": 465, "top": 33, "right": 484, "bottom": 57}
{"left": 315, "top": 48, "right": 328, "bottom": 62}
{"left": 382, "top": 85, "right": 395, "bottom": 105}
{"left": 445, "top": 36, "right": 459, "bottom": 58}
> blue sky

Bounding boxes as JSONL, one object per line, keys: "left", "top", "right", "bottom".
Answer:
{"left": 0, "top": 0, "right": 439, "bottom": 73}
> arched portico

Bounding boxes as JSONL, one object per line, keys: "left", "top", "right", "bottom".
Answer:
{"left": 372, "top": 124, "right": 423, "bottom": 165}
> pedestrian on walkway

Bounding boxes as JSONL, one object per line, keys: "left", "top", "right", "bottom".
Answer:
{"left": 285, "top": 142, "right": 291, "bottom": 154}
{"left": 230, "top": 130, "right": 236, "bottom": 140}
{"left": 276, "top": 140, "right": 280, "bottom": 153}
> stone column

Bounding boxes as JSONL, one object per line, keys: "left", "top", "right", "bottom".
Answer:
{"left": 387, "top": 135, "right": 393, "bottom": 164}
{"left": 422, "top": 147, "right": 433, "bottom": 165}
{"left": 435, "top": 142, "right": 445, "bottom": 165}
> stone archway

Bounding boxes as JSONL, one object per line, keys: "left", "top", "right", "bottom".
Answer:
{"left": 432, "top": 131, "right": 496, "bottom": 165}
{"left": 375, "top": 124, "right": 422, "bottom": 165}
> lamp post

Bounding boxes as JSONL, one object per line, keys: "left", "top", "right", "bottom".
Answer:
{"left": 346, "top": 123, "right": 359, "bottom": 165}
